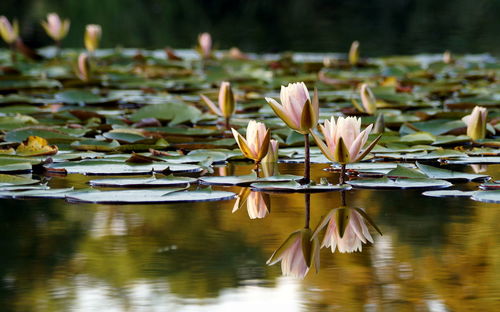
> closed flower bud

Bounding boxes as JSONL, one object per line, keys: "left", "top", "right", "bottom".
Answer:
{"left": 0, "top": 16, "right": 19, "bottom": 45}
{"left": 84, "top": 24, "right": 102, "bottom": 52}
{"left": 462, "top": 106, "right": 487, "bottom": 141}
{"left": 349, "top": 40, "right": 359, "bottom": 66}
{"left": 360, "top": 83, "right": 377, "bottom": 114}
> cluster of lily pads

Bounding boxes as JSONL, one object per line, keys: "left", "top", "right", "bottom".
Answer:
{"left": 0, "top": 13, "right": 499, "bottom": 278}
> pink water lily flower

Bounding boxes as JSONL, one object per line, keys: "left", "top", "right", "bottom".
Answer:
{"left": 76, "top": 52, "right": 90, "bottom": 81}
{"left": 312, "top": 116, "right": 378, "bottom": 164}
{"left": 462, "top": 106, "right": 488, "bottom": 141}
{"left": 0, "top": 16, "right": 19, "bottom": 45}
{"left": 41, "top": 13, "right": 70, "bottom": 42}
{"left": 265, "top": 82, "right": 319, "bottom": 134}
{"left": 267, "top": 228, "right": 319, "bottom": 279}
{"left": 231, "top": 120, "right": 270, "bottom": 163}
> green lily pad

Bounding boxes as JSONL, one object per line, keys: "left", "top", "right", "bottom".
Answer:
{"left": 471, "top": 191, "right": 500, "bottom": 203}
{"left": 66, "top": 189, "right": 236, "bottom": 204}
{"left": 446, "top": 157, "right": 500, "bottom": 164}
{"left": 0, "top": 174, "right": 39, "bottom": 187}
{"left": 129, "top": 101, "right": 205, "bottom": 125}
{"left": 479, "top": 181, "right": 500, "bottom": 190}
{"left": 89, "top": 175, "right": 197, "bottom": 187}
{"left": 387, "top": 165, "right": 428, "bottom": 178}
{"left": 45, "top": 160, "right": 202, "bottom": 175}
{"left": 422, "top": 190, "right": 476, "bottom": 198}
{"left": 250, "top": 181, "right": 351, "bottom": 193}
{"left": 55, "top": 90, "right": 119, "bottom": 105}
{"left": 347, "top": 177, "right": 452, "bottom": 189}
{"left": 416, "top": 162, "right": 489, "bottom": 182}
{"left": 0, "top": 188, "right": 75, "bottom": 199}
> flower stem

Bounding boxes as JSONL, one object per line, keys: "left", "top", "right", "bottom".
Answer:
{"left": 10, "top": 43, "right": 16, "bottom": 64}
{"left": 339, "top": 163, "right": 346, "bottom": 185}
{"left": 304, "top": 133, "right": 310, "bottom": 184}
{"left": 254, "top": 161, "right": 260, "bottom": 177}
{"left": 304, "top": 193, "right": 311, "bottom": 229}
{"left": 224, "top": 116, "right": 231, "bottom": 131}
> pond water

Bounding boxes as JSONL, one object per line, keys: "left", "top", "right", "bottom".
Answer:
{"left": 1, "top": 163, "right": 499, "bottom": 311}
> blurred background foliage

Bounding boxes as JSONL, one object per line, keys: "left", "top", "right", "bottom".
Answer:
{"left": 1, "top": 0, "right": 500, "bottom": 55}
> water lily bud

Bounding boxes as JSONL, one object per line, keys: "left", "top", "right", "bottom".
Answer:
{"left": 462, "top": 106, "right": 487, "bottom": 141}
{"left": 231, "top": 120, "right": 270, "bottom": 163}
{"left": 228, "top": 47, "right": 248, "bottom": 60}
{"left": 200, "top": 81, "right": 236, "bottom": 119}
{"left": 76, "top": 52, "right": 90, "bottom": 81}
{"left": 41, "top": 13, "right": 70, "bottom": 42}
{"left": 218, "top": 81, "right": 235, "bottom": 118}
{"left": 198, "top": 32, "right": 212, "bottom": 59}
{"left": 360, "top": 83, "right": 377, "bottom": 114}
{"left": 0, "top": 16, "right": 19, "bottom": 45}
{"left": 373, "top": 113, "right": 385, "bottom": 134}
{"left": 84, "top": 24, "right": 102, "bottom": 52}
{"left": 349, "top": 40, "right": 359, "bottom": 66}
{"left": 265, "top": 82, "right": 319, "bottom": 134}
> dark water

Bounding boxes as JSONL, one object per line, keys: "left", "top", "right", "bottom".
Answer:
{"left": 2, "top": 0, "right": 500, "bottom": 55}
{"left": 1, "top": 163, "right": 499, "bottom": 311}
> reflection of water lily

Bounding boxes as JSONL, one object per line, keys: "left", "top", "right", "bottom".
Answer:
{"left": 200, "top": 81, "right": 235, "bottom": 122}
{"left": 0, "top": 16, "right": 19, "bottom": 45}
{"left": 231, "top": 120, "right": 270, "bottom": 163}
{"left": 261, "top": 139, "right": 279, "bottom": 177}
{"left": 84, "top": 24, "right": 102, "bottom": 52}
{"left": 267, "top": 228, "right": 319, "bottom": 279}
{"left": 462, "top": 106, "right": 487, "bottom": 141}
{"left": 198, "top": 32, "right": 212, "bottom": 59}
{"left": 41, "top": 13, "right": 70, "bottom": 42}
{"left": 232, "top": 188, "right": 270, "bottom": 219}
{"left": 312, "top": 116, "right": 378, "bottom": 164}
{"left": 265, "top": 82, "right": 319, "bottom": 134}
{"left": 313, "top": 207, "right": 381, "bottom": 253}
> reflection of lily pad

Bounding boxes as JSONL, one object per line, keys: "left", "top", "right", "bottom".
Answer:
{"left": 250, "top": 181, "right": 351, "bottom": 193}
{"left": 471, "top": 191, "right": 500, "bottom": 203}
{"left": 89, "top": 175, "right": 197, "bottom": 187}
{"left": 347, "top": 177, "right": 452, "bottom": 189}
{"left": 66, "top": 189, "right": 236, "bottom": 204}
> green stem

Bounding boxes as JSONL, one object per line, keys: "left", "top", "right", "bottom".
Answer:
{"left": 304, "top": 133, "right": 310, "bottom": 184}
{"left": 340, "top": 163, "right": 346, "bottom": 185}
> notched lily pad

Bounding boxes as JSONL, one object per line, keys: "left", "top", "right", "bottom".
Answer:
{"left": 416, "top": 162, "right": 489, "bottom": 182}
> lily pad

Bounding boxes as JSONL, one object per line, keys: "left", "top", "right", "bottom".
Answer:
{"left": 66, "top": 189, "right": 236, "bottom": 204}
{"left": 250, "top": 181, "right": 351, "bottom": 193}
{"left": 416, "top": 162, "right": 489, "bottom": 182}
{"left": 471, "top": 191, "right": 500, "bottom": 204}
{"left": 89, "top": 175, "right": 197, "bottom": 187}
{"left": 422, "top": 190, "right": 475, "bottom": 198}
{"left": 45, "top": 160, "right": 202, "bottom": 175}
{"left": 0, "top": 174, "right": 39, "bottom": 187}
{"left": 0, "top": 188, "right": 75, "bottom": 199}
{"left": 347, "top": 177, "right": 452, "bottom": 189}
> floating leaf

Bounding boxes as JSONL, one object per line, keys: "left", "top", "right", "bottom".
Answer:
{"left": 471, "top": 191, "right": 500, "bottom": 203}
{"left": 416, "top": 162, "right": 489, "bottom": 182}
{"left": 66, "top": 189, "right": 236, "bottom": 204}
{"left": 16, "top": 136, "right": 58, "bottom": 156}
{"left": 0, "top": 174, "right": 39, "bottom": 187}
{"left": 0, "top": 188, "right": 75, "bottom": 199}
{"left": 347, "top": 177, "right": 452, "bottom": 189}
{"left": 89, "top": 175, "right": 197, "bottom": 187}
{"left": 250, "top": 181, "right": 351, "bottom": 193}
{"left": 422, "top": 190, "right": 475, "bottom": 198}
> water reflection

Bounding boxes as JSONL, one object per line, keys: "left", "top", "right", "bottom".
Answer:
{"left": 233, "top": 188, "right": 270, "bottom": 219}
